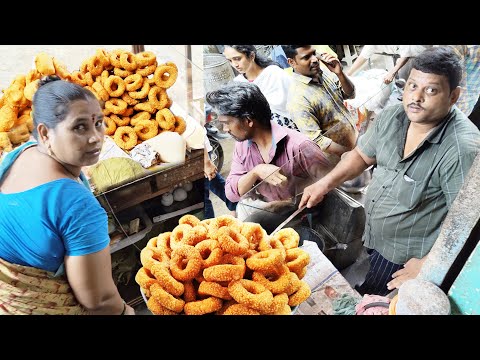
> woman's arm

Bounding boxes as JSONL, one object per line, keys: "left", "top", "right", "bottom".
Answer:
{"left": 65, "top": 247, "right": 134, "bottom": 315}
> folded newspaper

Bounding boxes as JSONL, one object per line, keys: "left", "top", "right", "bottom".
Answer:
{"left": 294, "top": 240, "right": 362, "bottom": 315}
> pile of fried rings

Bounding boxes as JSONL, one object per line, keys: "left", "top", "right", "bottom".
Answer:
{"left": 135, "top": 214, "right": 312, "bottom": 315}
{"left": 57, "top": 48, "right": 186, "bottom": 151}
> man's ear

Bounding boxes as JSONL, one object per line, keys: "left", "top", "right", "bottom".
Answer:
{"left": 450, "top": 86, "right": 461, "bottom": 106}
{"left": 287, "top": 58, "right": 295, "bottom": 68}
{"left": 245, "top": 117, "right": 255, "bottom": 128}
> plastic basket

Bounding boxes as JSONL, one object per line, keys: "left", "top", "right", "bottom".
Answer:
{"left": 203, "top": 53, "right": 235, "bottom": 94}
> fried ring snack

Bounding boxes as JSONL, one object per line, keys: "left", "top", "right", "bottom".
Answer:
{"left": 251, "top": 264, "right": 291, "bottom": 294}
{"left": 258, "top": 236, "right": 286, "bottom": 260}
{"left": 182, "top": 225, "right": 208, "bottom": 246}
{"left": 173, "top": 116, "right": 186, "bottom": 135}
{"left": 136, "top": 63, "right": 157, "bottom": 77}
{"left": 151, "top": 262, "right": 185, "bottom": 297}
{"left": 0, "top": 132, "right": 13, "bottom": 153}
{"left": 105, "top": 98, "right": 128, "bottom": 115}
{"left": 121, "top": 92, "right": 139, "bottom": 106}
{"left": 52, "top": 58, "right": 71, "bottom": 81}
{"left": 0, "top": 105, "right": 18, "bottom": 132}
{"left": 182, "top": 281, "right": 197, "bottom": 303}
{"left": 113, "top": 67, "right": 133, "bottom": 78}
{"left": 23, "top": 79, "right": 39, "bottom": 101}
{"left": 262, "top": 293, "right": 290, "bottom": 314}
{"left": 113, "top": 126, "right": 138, "bottom": 150}
{"left": 104, "top": 75, "right": 126, "bottom": 98}
{"left": 135, "top": 51, "right": 157, "bottom": 67}
{"left": 284, "top": 271, "right": 302, "bottom": 296}
{"left": 91, "top": 81, "right": 109, "bottom": 102}
{"left": 203, "top": 254, "right": 245, "bottom": 282}
{"left": 165, "top": 95, "right": 173, "bottom": 109}
{"left": 154, "top": 63, "right": 178, "bottom": 89}
{"left": 169, "top": 244, "right": 203, "bottom": 282}
{"left": 140, "top": 247, "right": 170, "bottom": 271}
{"left": 110, "top": 114, "right": 130, "bottom": 127}
{"left": 148, "top": 86, "right": 168, "bottom": 110}
{"left": 195, "top": 239, "right": 223, "bottom": 268}
{"left": 228, "top": 279, "right": 274, "bottom": 312}
{"left": 216, "top": 226, "right": 249, "bottom": 256}
{"left": 70, "top": 71, "right": 88, "bottom": 86}
{"left": 147, "top": 296, "right": 178, "bottom": 315}
{"left": 183, "top": 296, "right": 223, "bottom": 315}
{"left": 134, "top": 101, "right": 157, "bottom": 114}
{"left": 109, "top": 49, "right": 124, "bottom": 68}
{"left": 179, "top": 214, "right": 201, "bottom": 227}
{"left": 121, "top": 107, "right": 134, "bottom": 117}
{"left": 155, "top": 108, "right": 175, "bottom": 131}
{"left": 246, "top": 249, "right": 284, "bottom": 274}
{"left": 150, "top": 282, "right": 185, "bottom": 313}
{"left": 134, "top": 119, "right": 158, "bottom": 141}
{"left": 103, "top": 116, "right": 117, "bottom": 135}
{"left": 95, "top": 49, "right": 111, "bottom": 67}
{"left": 285, "top": 248, "right": 310, "bottom": 274}
{"left": 170, "top": 224, "right": 192, "bottom": 250}
{"left": 87, "top": 56, "right": 104, "bottom": 76}
{"left": 120, "top": 51, "right": 137, "bottom": 71}
{"left": 153, "top": 232, "right": 173, "bottom": 257}
{"left": 273, "top": 228, "right": 300, "bottom": 250}
{"left": 83, "top": 72, "right": 95, "bottom": 87}
{"left": 223, "top": 303, "right": 261, "bottom": 315}
{"left": 241, "top": 222, "right": 267, "bottom": 250}
{"left": 198, "top": 281, "right": 232, "bottom": 300}
{"left": 288, "top": 280, "right": 311, "bottom": 307}
{"left": 130, "top": 111, "right": 151, "bottom": 126}
{"left": 207, "top": 214, "right": 241, "bottom": 240}
{"left": 124, "top": 73, "right": 143, "bottom": 92}
{"left": 25, "top": 69, "right": 41, "bottom": 84}
{"left": 34, "top": 52, "right": 55, "bottom": 76}
{"left": 128, "top": 79, "right": 150, "bottom": 99}
{"left": 134, "top": 267, "right": 158, "bottom": 290}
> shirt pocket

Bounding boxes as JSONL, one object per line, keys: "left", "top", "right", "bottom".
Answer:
{"left": 396, "top": 173, "right": 428, "bottom": 210}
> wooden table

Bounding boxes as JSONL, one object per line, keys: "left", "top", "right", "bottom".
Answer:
{"left": 95, "top": 149, "right": 203, "bottom": 214}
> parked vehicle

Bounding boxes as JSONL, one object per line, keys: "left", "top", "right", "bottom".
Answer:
{"left": 205, "top": 103, "right": 229, "bottom": 173}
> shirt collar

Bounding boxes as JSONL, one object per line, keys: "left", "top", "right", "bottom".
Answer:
{"left": 291, "top": 71, "right": 323, "bottom": 85}
{"left": 247, "top": 121, "right": 288, "bottom": 157}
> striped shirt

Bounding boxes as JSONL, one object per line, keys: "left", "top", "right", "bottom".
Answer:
{"left": 286, "top": 71, "right": 357, "bottom": 153}
{"left": 357, "top": 104, "right": 480, "bottom": 264}
{"left": 449, "top": 45, "right": 480, "bottom": 116}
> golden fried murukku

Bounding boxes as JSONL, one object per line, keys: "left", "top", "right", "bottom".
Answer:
{"left": 120, "top": 51, "right": 137, "bottom": 72}
{"left": 113, "top": 67, "right": 133, "bottom": 78}
{"left": 130, "top": 111, "right": 151, "bottom": 126}
{"left": 87, "top": 56, "right": 104, "bottom": 76}
{"left": 169, "top": 244, "right": 203, "bottom": 282}
{"left": 128, "top": 79, "right": 150, "bottom": 99}
{"left": 203, "top": 254, "right": 245, "bottom": 282}
{"left": 198, "top": 281, "right": 232, "bottom": 301}
{"left": 124, "top": 73, "right": 143, "bottom": 92}
{"left": 227, "top": 279, "right": 274, "bottom": 312}
{"left": 150, "top": 282, "right": 185, "bottom": 313}
{"left": 134, "top": 119, "right": 158, "bottom": 141}
{"left": 154, "top": 63, "right": 178, "bottom": 89}
{"left": 251, "top": 264, "right": 291, "bottom": 294}
{"left": 195, "top": 239, "right": 223, "bottom": 268}
{"left": 173, "top": 116, "right": 186, "bottom": 135}
{"left": 288, "top": 280, "right": 311, "bottom": 307}
{"left": 113, "top": 126, "right": 137, "bottom": 150}
{"left": 91, "top": 81, "right": 109, "bottom": 102}
{"left": 216, "top": 226, "right": 249, "bottom": 256}
{"left": 135, "top": 51, "right": 157, "bottom": 67}
{"left": 183, "top": 296, "right": 223, "bottom": 315}
{"left": 110, "top": 114, "right": 130, "bottom": 127}
{"left": 104, "top": 75, "right": 126, "bottom": 98}
{"left": 147, "top": 296, "right": 178, "bottom": 315}
{"left": 103, "top": 116, "right": 117, "bottom": 135}
{"left": 246, "top": 249, "right": 284, "bottom": 274}
{"left": 105, "top": 98, "right": 128, "bottom": 115}
{"left": 148, "top": 86, "right": 168, "bottom": 110}
{"left": 272, "top": 228, "right": 300, "bottom": 250}
{"left": 155, "top": 108, "right": 175, "bottom": 131}
{"left": 150, "top": 263, "right": 185, "bottom": 297}
{"left": 136, "top": 63, "right": 157, "bottom": 77}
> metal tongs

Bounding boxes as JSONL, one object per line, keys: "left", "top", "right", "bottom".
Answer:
{"left": 270, "top": 205, "right": 307, "bottom": 236}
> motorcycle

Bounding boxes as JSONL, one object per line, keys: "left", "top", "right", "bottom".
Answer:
{"left": 205, "top": 103, "right": 229, "bottom": 173}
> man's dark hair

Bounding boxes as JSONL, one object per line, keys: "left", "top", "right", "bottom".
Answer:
{"left": 281, "top": 45, "right": 310, "bottom": 59}
{"left": 206, "top": 82, "right": 272, "bottom": 127}
{"left": 412, "top": 46, "right": 463, "bottom": 92}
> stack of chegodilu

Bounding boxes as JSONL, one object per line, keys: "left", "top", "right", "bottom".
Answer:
{"left": 135, "top": 214, "right": 312, "bottom": 315}
{"left": 0, "top": 49, "right": 186, "bottom": 157}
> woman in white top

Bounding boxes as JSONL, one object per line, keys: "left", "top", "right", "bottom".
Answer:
{"left": 223, "top": 45, "right": 298, "bottom": 130}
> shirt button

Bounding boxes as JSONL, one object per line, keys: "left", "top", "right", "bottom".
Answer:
{"left": 372, "top": 200, "right": 375, "bottom": 202}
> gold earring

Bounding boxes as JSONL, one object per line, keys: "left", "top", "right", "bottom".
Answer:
{"left": 47, "top": 144, "right": 53, "bottom": 157}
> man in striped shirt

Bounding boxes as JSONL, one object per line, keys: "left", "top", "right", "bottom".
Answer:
{"left": 299, "top": 47, "right": 480, "bottom": 296}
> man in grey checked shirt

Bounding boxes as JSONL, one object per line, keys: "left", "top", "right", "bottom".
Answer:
{"left": 299, "top": 46, "right": 480, "bottom": 296}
